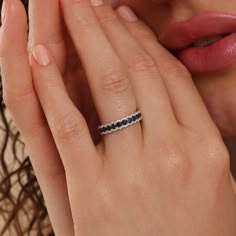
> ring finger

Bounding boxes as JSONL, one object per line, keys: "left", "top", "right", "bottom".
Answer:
{"left": 60, "top": 0, "right": 143, "bottom": 157}
{"left": 59, "top": 0, "right": 177, "bottom": 155}
{"left": 90, "top": 2, "right": 179, "bottom": 142}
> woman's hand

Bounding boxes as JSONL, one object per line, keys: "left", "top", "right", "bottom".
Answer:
{"left": 1, "top": 0, "right": 98, "bottom": 234}
{"left": 27, "top": 0, "right": 100, "bottom": 143}
{"left": 1, "top": 0, "right": 236, "bottom": 235}
{"left": 0, "top": 0, "right": 79, "bottom": 234}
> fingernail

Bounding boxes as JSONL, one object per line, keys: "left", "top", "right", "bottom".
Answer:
{"left": 90, "top": 0, "right": 103, "bottom": 7}
{"left": 1, "top": 0, "right": 7, "bottom": 24}
{"left": 33, "top": 45, "right": 51, "bottom": 66}
{"left": 117, "top": 6, "right": 138, "bottom": 22}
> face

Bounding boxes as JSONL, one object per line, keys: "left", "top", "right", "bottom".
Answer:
{"left": 106, "top": 0, "right": 236, "bottom": 137}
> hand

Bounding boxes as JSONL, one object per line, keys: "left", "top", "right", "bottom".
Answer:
{"left": 1, "top": 0, "right": 99, "bottom": 234}
{"left": 0, "top": 0, "right": 75, "bottom": 234}
{"left": 1, "top": 0, "right": 236, "bottom": 236}
{"left": 28, "top": 0, "right": 100, "bottom": 144}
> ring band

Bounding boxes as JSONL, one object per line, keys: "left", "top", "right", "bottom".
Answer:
{"left": 98, "top": 111, "right": 143, "bottom": 135}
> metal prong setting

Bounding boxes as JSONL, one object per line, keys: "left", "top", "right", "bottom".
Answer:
{"left": 98, "top": 111, "right": 142, "bottom": 135}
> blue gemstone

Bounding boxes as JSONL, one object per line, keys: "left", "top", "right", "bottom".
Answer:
{"left": 128, "top": 117, "right": 133, "bottom": 123}
{"left": 117, "top": 122, "right": 122, "bottom": 127}
{"left": 132, "top": 116, "right": 136, "bottom": 122}
{"left": 111, "top": 123, "right": 116, "bottom": 129}
{"left": 102, "top": 127, "right": 106, "bottom": 133}
{"left": 107, "top": 125, "right": 111, "bottom": 131}
{"left": 122, "top": 120, "right": 128, "bottom": 125}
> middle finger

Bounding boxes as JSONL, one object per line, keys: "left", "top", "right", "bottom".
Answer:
{"left": 60, "top": 0, "right": 142, "bottom": 156}
{"left": 90, "top": 3, "right": 179, "bottom": 140}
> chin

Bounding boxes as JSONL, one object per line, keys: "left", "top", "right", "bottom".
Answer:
{"left": 192, "top": 64, "right": 236, "bottom": 137}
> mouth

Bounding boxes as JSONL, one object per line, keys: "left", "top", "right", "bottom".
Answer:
{"left": 187, "top": 33, "right": 231, "bottom": 48}
{"left": 174, "top": 32, "right": 236, "bottom": 74}
{"left": 159, "top": 11, "right": 236, "bottom": 73}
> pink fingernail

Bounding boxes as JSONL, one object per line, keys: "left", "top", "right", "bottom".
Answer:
{"left": 33, "top": 45, "right": 51, "bottom": 66}
{"left": 90, "top": 0, "right": 103, "bottom": 7}
{"left": 118, "top": 6, "right": 138, "bottom": 22}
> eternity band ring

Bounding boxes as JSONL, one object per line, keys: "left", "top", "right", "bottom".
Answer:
{"left": 98, "top": 111, "right": 143, "bottom": 135}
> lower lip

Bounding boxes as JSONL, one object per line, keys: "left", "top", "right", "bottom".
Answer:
{"left": 175, "top": 33, "right": 236, "bottom": 73}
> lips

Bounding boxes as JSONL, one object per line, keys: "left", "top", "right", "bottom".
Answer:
{"left": 158, "top": 11, "right": 236, "bottom": 73}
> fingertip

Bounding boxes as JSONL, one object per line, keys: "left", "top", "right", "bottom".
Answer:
{"left": 116, "top": 5, "right": 138, "bottom": 22}
{"left": 0, "top": 0, "right": 28, "bottom": 57}
{"left": 4, "top": 0, "right": 27, "bottom": 24}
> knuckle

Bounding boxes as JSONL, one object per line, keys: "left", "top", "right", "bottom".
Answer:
{"left": 74, "top": 14, "right": 100, "bottom": 30}
{"left": 99, "top": 12, "right": 118, "bottom": 25}
{"left": 129, "top": 54, "right": 157, "bottom": 73}
{"left": 159, "top": 139, "right": 193, "bottom": 182}
{"left": 100, "top": 68, "right": 130, "bottom": 95}
{"left": 132, "top": 25, "right": 158, "bottom": 44}
{"left": 170, "top": 61, "right": 191, "bottom": 78}
{"left": 201, "top": 137, "right": 231, "bottom": 194}
{"left": 54, "top": 113, "right": 85, "bottom": 142}
{"left": 204, "top": 136, "right": 230, "bottom": 176}
{"left": 28, "top": 30, "right": 64, "bottom": 53}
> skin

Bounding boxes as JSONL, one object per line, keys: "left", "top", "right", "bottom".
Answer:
{"left": 1, "top": 0, "right": 236, "bottom": 235}
{"left": 114, "top": 0, "right": 236, "bottom": 137}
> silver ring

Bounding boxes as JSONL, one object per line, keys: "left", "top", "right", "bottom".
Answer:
{"left": 98, "top": 111, "right": 143, "bottom": 135}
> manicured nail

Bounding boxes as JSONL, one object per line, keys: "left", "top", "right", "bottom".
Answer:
{"left": 33, "top": 45, "right": 51, "bottom": 66}
{"left": 1, "top": 0, "right": 7, "bottom": 24}
{"left": 90, "top": 0, "right": 103, "bottom": 7}
{"left": 117, "top": 6, "right": 138, "bottom": 22}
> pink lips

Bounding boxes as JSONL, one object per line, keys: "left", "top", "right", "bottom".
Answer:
{"left": 159, "top": 11, "right": 236, "bottom": 73}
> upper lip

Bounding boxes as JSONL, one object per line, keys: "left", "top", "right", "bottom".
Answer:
{"left": 158, "top": 11, "right": 236, "bottom": 53}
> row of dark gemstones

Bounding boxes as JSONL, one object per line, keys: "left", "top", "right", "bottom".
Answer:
{"left": 99, "top": 112, "right": 142, "bottom": 134}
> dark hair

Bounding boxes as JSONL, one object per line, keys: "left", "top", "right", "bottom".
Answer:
{"left": 0, "top": 0, "right": 53, "bottom": 235}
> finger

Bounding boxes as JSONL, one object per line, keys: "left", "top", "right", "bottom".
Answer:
{"left": 60, "top": 0, "right": 142, "bottom": 156}
{"left": 0, "top": 1, "right": 74, "bottom": 235}
{"left": 30, "top": 44, "right": 101, "bottom": 183}
{"left": 90, "top": 3, "right": 179, "bottom": 141}
{"left": 116, "top": 6, "right": 221, "bottom": 137}
{"left": 28, "top": 0, "right": 66, "bottom": 73}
